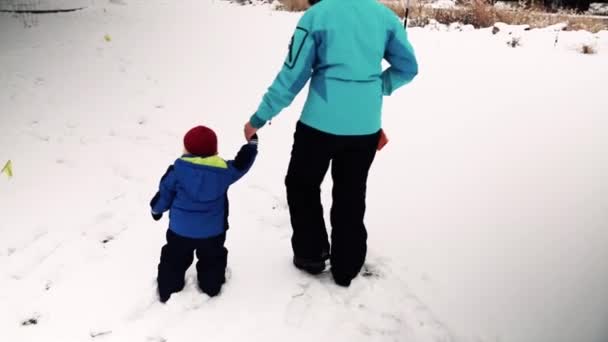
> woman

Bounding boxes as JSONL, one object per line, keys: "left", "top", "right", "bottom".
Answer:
{"left": 244, "top": 0, "right": 418, "bottom": 287}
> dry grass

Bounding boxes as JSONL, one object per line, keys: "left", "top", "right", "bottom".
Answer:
{"left": 470, "top": 0, "right": 496, "bottom": 27}
{"left": 379, "top": 0, "right": 407, "bottom": 17}
{"left": 276, "top": 0, "right": 608, "bottom": 32}
{"left": 496, "top": 8, "right": 608, "bottom": 32}
{"left": 276, "top": 0, "right": 310, "bottom": 11}
{"left": 407, "top": 1, "right": 608, "bottom": 32}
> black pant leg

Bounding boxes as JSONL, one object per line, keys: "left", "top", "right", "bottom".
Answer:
{"left": 157, "top": 230, "right": 195, "bottom": 300}
{"left": 285, "top": 122, "right": 334, "bottom": 260}
{"left": 329, "top": 132, "right": 380, "bottom": 282}
{"left": 195, "top": 233, "right": 228, "bottom": 297}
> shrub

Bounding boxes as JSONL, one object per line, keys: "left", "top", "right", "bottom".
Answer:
{"left": 275, "top": 0, "right": 608, "bottom": 32}
{"left": 580, "top": 44, "right": 596, "bottom": 54}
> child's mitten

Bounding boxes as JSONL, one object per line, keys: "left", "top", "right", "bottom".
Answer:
{"left": 151, "top": 211, "right": 162, "bottom": 221}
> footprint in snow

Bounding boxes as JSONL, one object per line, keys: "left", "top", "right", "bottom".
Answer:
{"left": 285, "top": 257, "right": 454, "bottom": 341}
{"left": 125, "top": 267, "right": 233, "bottom": 322}
{"left": 101, "top": 236, "right": 114, "bottom": 245}
{"left": 26, "top": 130, "right": 51, "bottom": 142}
{"left": 360, "top": 263, "right": 386, "bottom": 280}
{"left": 21, "top": 314, "right": 40, "bottom": 326}
{"left": 90, "top": 330, "right": 112, "bottom": 339}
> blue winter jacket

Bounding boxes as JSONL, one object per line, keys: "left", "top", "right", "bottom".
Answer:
{"left": 150, "top": 141, "right": 258, "bottom": 239}
{"left": 250, "top": 0, "right": 418, "bottom": 135}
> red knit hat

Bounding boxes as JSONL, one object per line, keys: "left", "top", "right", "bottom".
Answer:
{"left": 183, "top": 125, "right": 218, "bottom": 157}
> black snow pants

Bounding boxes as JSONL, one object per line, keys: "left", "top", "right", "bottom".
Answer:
{"left": 157, "top": 229, "right": 227, "bottom": 301}
{"left": 285, "top": 121, "right": 380, "bottom": 283}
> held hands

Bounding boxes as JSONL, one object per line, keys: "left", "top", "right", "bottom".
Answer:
{"left": 244, "top": 122, "right": 258, "bottom": 142}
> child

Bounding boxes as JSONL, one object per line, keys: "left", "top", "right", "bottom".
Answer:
{"left": 150, "top": 125, "right": 258, "bottom": 302}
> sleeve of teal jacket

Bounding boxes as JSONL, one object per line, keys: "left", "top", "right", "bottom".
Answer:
{"left": 382, "top": 16, "right": 418, "bottom": 96}
{"left": 250, "top": 13, "right": 316, "bottom": 128}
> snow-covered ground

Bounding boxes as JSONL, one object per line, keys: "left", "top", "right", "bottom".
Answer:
{"left": 1, "top": 1, "right": 607, "bottom": 342}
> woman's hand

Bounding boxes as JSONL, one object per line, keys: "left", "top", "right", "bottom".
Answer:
{"left": 244, "top": 121, "right": 258, "bottom": 141}
{"left": 377, "top": 129, "right": 389, "bottom": 151}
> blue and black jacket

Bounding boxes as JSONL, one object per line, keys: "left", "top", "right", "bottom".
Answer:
{"left": 150, "top": 140, "right": 258, "bottom": 239}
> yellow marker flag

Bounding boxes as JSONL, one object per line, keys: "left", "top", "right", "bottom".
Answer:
{"left": 104, "top": 34, "right": 112, "bottom": 42}
{"left": 1, "top": 160, "right": 12, "bottom": 178}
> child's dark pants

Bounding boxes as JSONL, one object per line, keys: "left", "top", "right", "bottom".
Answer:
{"left": 157, "top": 229, "right": 227, "bottom": 301}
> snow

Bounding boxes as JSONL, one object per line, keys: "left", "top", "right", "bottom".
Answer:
{"left": 1, "top": 1, "right": 608, "bottom": 342}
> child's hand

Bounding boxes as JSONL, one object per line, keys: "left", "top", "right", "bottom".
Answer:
{"left": 377, "top": 129, "right": 389, "bottom": 151}
{"left": 151, "top": 211, "right": 162, "bottom": 221}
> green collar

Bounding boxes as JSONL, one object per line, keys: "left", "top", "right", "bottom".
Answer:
{"left": 180, "top": 155, "right": 227, "bottom": 169}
